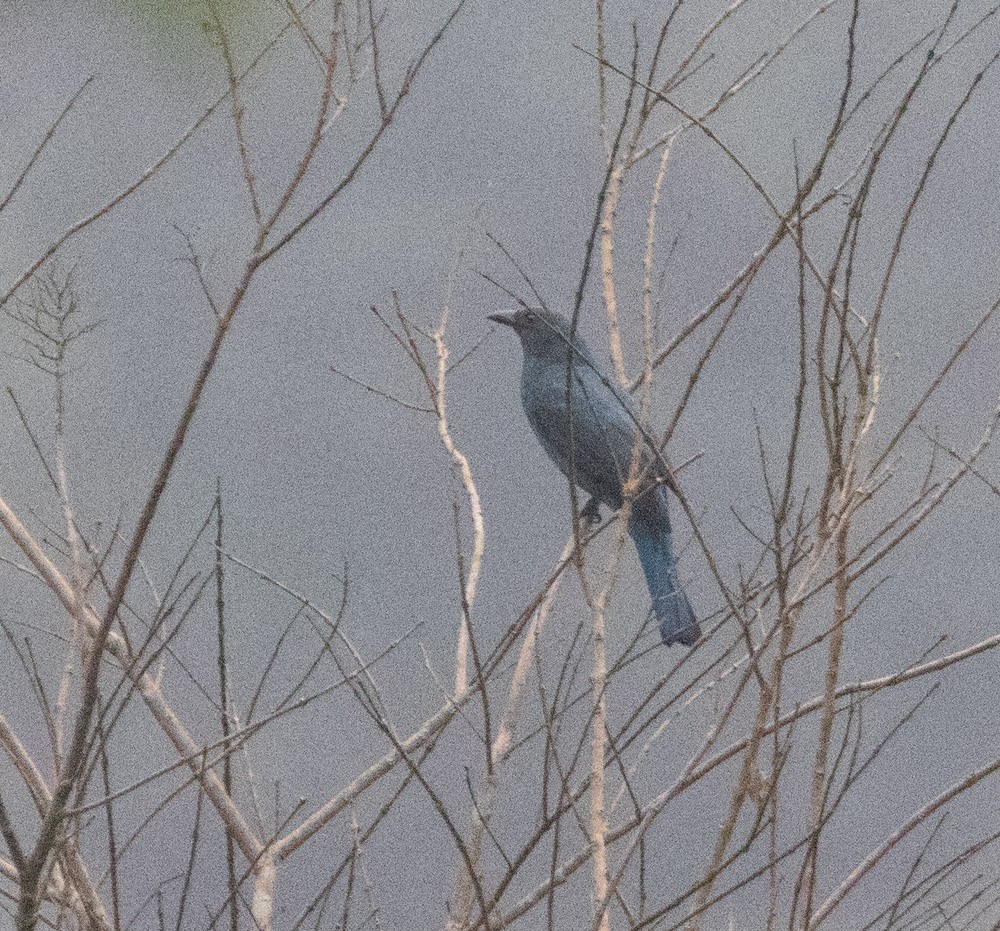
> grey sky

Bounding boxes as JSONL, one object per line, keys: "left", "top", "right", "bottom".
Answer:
{"left": 1, "top": 0, "right": 999, "bottom": 927}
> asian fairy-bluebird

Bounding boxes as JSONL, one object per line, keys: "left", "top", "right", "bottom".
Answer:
{"left": 490, "top": 308, "right": 700, "bottom": 647}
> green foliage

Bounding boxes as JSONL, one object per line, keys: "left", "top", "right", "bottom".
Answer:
{"left": 108, "top": 0, "right": 279, "bottom": 62}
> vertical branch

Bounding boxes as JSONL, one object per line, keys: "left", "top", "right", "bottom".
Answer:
{"left": 99, "top": 739, "right": 122, "bottom": 931}
{"left": 600, "top": 165, "right": 629, "bottom": 387}
{"left": 251, "top": 850, "right": 275, "bottom": 931}
{"left": 9, "top": 267, "right": 94, "bottom": 772}
{"left": 0, "top": 793, "right": 25, "bottom": 877}
{"left": 587, "top": 412, "right": 645, "bottom": 931}
{"left": 764, "top": 155, "right": 811, "bottom": 931}
{"left": 55, "top": 310, "right": 83, "bottom": 779}
{"left": 587, "top": 525, "right": 628, "bottom": 931}
{"left": 431, "top": 324, "right": 485, "bottom": 702}
{"left": 596, "top": 0, "right": 610, "bottom": 161}
{"left": 368, "top": 0, "right": 389, "bottom": 119}
{"left": 800, "top": 513, "right": 850, "bottom": 919}
{"left": 209, "top": 3, "right": 264, "bottom": 227}
{"left": 642, "top": 138, "right": 676, "bottom": 350}
{"left": 215, "top": 482, "right": 240, "bottom": 931}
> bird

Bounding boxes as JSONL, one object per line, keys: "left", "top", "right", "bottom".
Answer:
{"left": 490, "top": 307, "right": 700, "bottom": 647}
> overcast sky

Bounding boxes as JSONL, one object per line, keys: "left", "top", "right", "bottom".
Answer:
{"left": 1, "top": 1, "right": 999, "bottom": 928}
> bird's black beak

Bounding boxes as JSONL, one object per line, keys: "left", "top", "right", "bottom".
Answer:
{"left": 488, "top": 313, "right": 518, "bottom": 329}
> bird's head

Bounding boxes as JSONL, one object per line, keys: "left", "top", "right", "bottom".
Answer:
{"left": 488, "top": 308, "right": 590, "bottom": 358}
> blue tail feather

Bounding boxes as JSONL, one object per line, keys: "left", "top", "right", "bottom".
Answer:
{"left": 629, "top": 517, "right": 700, "bottom": 647}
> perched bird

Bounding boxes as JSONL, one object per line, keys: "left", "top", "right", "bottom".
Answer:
{"left": 490, "top": 307, "right": 700, "bottom": 647}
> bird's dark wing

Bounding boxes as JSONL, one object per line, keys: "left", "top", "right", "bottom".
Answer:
{"left": 525, "top": 365, "right": 667, "bottom": 513}
{"left": 577, "top": 364, "right": 680, "bottom": 497}
{"left": 573, "top": 370, "right": 675, "bottom": 521}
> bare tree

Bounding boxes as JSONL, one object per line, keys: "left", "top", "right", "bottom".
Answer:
{"left": 0, "top": 2, "right": 999, "bottom": 930}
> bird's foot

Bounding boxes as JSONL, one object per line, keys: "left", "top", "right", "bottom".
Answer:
{"left": 581, "top": 497, "right": 602, "bottom": 527}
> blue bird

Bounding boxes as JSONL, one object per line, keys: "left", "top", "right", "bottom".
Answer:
{"left": 490, "top": 307, "right": 700, "bottom": 647}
